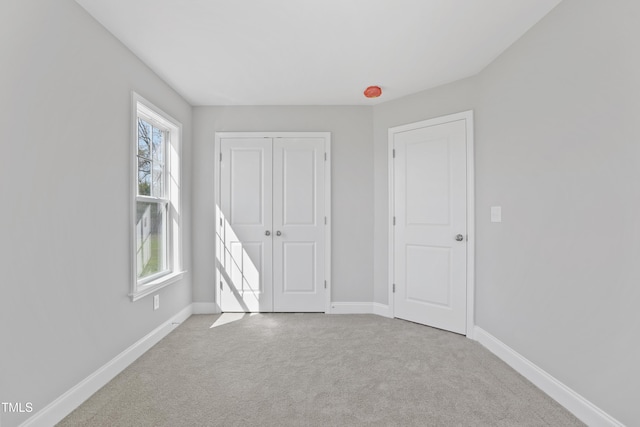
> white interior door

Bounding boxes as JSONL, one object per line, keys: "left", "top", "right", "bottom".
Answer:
{"left": 393, "top": 118, "right": 468, "bottom": 334}
{"left": 217, "top": 134, "right": 328, "bottom": 313}
{"left": 272, "top": 138, "right": 326, "bottom": 312}
{"left": 219, "top": 138, "right": 273, "bottom": 312}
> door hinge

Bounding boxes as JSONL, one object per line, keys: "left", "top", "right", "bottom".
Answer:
{"left": 393, "top": 149, "right": 396, "bottom": 158}
{"left": 219, "top": 217, "right": 222, "bottom": 227}
{"left": 324, "top": 152, "right": 327, "bottom": 161}
{"left": 219, "top": 152, "right": 222, "bottom": 162}
{"left": 393, "top": 216, "right": 396, "bottom": 226}
{"left": 324, "top": 216, "right": 327, "bottom": 225}
{"left": 393, "top": 283, "right": 396, "bottom": 293}
{"left": 324, "top": 280, "right": 327, "bottom": 289}
{"left": 219, "top": 281, "right": 223, "bottom": 290}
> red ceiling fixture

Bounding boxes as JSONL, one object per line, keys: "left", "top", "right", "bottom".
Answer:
{"left": 363, "top": 85, "right": 382, "bottom": 98}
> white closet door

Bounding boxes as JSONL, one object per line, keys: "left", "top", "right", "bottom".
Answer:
{"left": 393, "top": 119, "right": 467, "bottom": 334}
{"left": 272, "top": 137, "right": 326, "bottom": 312}
{"left": 219, "top": 138, "right": 273, "bottom": 312}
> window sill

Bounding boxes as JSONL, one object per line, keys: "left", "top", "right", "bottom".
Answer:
{"left": 130, "top": 270, "right": 186, "bottom": 302}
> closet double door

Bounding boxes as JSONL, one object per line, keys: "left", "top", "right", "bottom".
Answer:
{"left": 216, "top": 133, "right": 329, "bottom": 312}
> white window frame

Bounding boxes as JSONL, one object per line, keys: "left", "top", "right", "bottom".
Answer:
{"left": 130, "top": 92, "right": 184, "bottom": 301}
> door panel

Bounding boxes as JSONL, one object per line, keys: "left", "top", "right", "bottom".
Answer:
{"left": 283, "top": 242, "right": 316, "bottom": 293}
{"left": 219, "top": 138, "right": 273, "bottom": 312}
{"left": 405, "top": 245, "right": 451, "bottom": 307}
{"left": 273, "top": 138, "right": 325, "bottom": 312}
{"left": 239, "top": 242, "right": 263, "bottom": 294}
{"left": 282, "top": 148, "right": 316, "bottom": 226}
{"left": 406, "top": 138, "right": 451, "bottom": 225}
{"left": 230, "top": 149, "right": 264, "bottom": 225}
{"left": 394, "top": 119, "right": 467, "bottom": 334}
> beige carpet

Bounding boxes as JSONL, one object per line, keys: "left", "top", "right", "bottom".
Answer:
{"left": 59, "top": 314, "right": 584, "bottom": 426}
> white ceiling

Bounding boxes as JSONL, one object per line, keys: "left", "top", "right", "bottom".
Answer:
{"left": 75, "top": 0, "right": 562, "bottom": 106}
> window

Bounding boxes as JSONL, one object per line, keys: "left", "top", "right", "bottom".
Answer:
{"left": 131, "top": 93, "right": 183, "bottom": 300}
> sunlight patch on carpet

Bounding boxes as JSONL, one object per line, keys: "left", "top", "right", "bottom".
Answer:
{"left": 210, "top": 312, "right": 258, "bottom": 328}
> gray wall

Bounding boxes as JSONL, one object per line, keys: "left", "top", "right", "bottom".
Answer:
{"left": 192, "top": 106, "right": 374, "bottom": 305}
{"left": 0, "top": 1, "right": 193, "bottom": 426}
{"left": 475, "top": 0, "right": 640, "bottom": 424}
{"left": 373, "top": 0, "right": 640, "bottom": 424}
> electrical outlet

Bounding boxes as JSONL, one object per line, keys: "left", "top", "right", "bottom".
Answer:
{"left": 153, "top": 294, "right": 160, "bottom": 310}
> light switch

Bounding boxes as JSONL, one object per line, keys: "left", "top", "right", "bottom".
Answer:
{"left": 491, "top": 206, "right": 502, "bottom": 223}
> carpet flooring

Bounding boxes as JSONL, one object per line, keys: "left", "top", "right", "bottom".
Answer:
{"left": 59, "top": 314, "right": 584, "bottom": 426}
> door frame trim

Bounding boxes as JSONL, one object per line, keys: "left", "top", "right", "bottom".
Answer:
{"left": 387, "top": 111, "right": 475, "bottom": 337}
{"left": 214, "top": 132, "right": 332, "bottom": 313}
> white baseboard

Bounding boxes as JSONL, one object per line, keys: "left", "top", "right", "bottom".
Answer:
{"left": 474, "top": 327, "right": 623, "bottom": 427}
{"left": 329, "top": 302, "right": 374, "bottom": 314}
{"left": 372, "top": 303, "right": 392, "bottom": 318}
{"left": 329, "top": 302, "right": 393, "bottom": 317}
{"left": 192, "top": 302, "right": 220, "bottom": 314}
{"left": 20, "top": 305, "right": 193, "bottom": 427}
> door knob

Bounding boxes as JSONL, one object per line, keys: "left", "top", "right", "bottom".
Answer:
{"left": 276, "top": 230, "right": 282, "bottom": 236}
{"left": 265, "top": 230, "right": 271, "bottom": 236}
{"left": 455, "top": 234, "right": 464, "bottom": 241}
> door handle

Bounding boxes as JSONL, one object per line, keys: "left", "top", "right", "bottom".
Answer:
{"left": 265, "top": 230, "right": 271, "bottom": 236}
{"left": 276, "top": 230, "right": 282, "bottom": 236}
{"left": 455, "top": 234, "right": 464, "bottom": 241}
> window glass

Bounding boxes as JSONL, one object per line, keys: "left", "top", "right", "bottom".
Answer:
{"left": 138, "top": 120, "right": 151, "bottom": 158}
{"left": 138, "top": 158, "right": 151, "bottom": 196}
{"left": 152, "top": 127, "right": 164, "bottom": 163}
{"left": 136, "top": 201, "right": 168, "bottom": 280}
{"left": 152, "top": 164, "right": 163, "bottom": 198}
